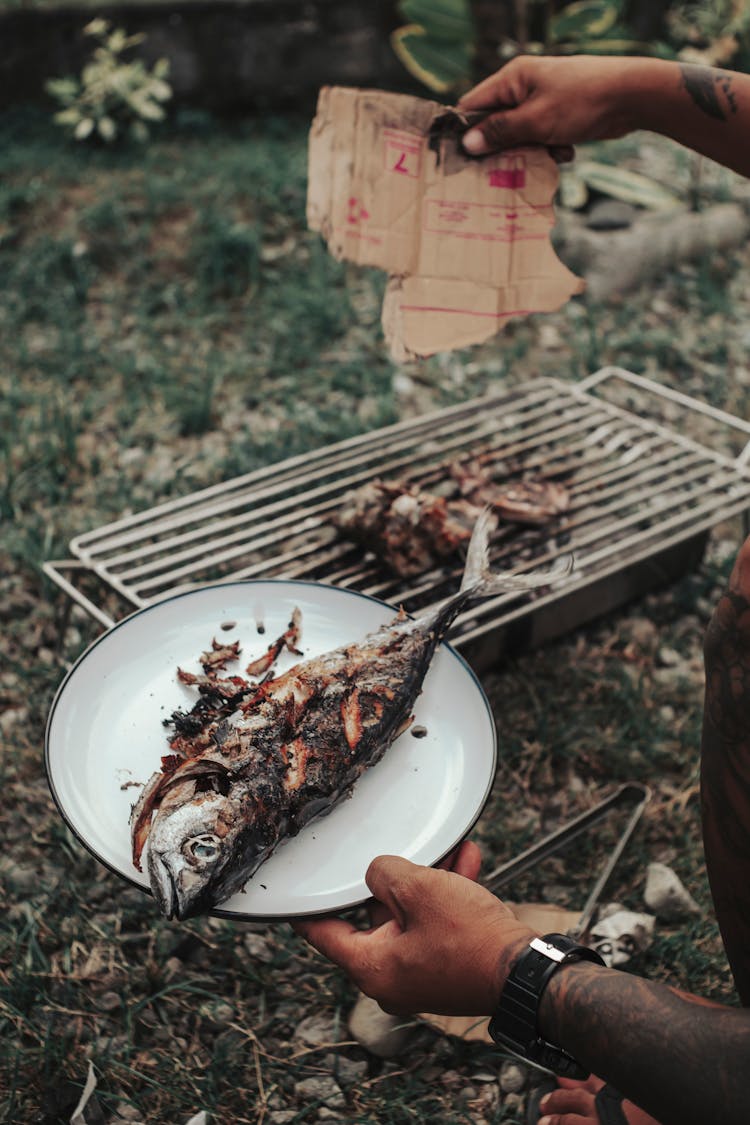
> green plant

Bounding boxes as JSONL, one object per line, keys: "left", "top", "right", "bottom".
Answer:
{"left": 45, "top": 19, "right": 172, "bottom": 144}
{"left": 667, "top": 0, "right": 750, "bottom": 70}
{"left": 545, "top": 0, "right": 673, "bottom": 56}
{"left": 390, "top": 0, "right": 475, "bottom": 95}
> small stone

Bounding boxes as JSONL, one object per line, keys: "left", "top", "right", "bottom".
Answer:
{"left": 197, "top": 999, "right": 234, "bottom": 1024}
{"left": 295, "top": 1013, "right": 341, "bottom": 1048}
{"left": 503, "top": 1092, "right": 526, "bottom": 1115}
{"left": 627, "top": 617, "right": 658, "bottom": 649}
{"left": 294, "top": 1076, "right": 345, "bottom": 1109}
{"left": 393, "top": 372, "right": 415, "bottom": 396}
{"left": 586, "top": 199, "right": 638, "bottom": 230}
{"left": 538, "top": 323, "right": 563, "bottom": 350}
{"left": 348, "top": 993, "right": 413, "bottom": 1058}
{"left": 243, "top": 931, "right": 274, "bottom": 963}
{"left": 97, "top": 991, "right": 122, "bottom": 1012}
{"left": 471, "top": 1082, "right": 500, "bottom": 1116}
{"left": 327, "top": 1055, "right": 368, "bottom": 1087}
{"left": 499, "top": 1060, "right": 527, "bottom": 1093}
{"left": 110, "top": 1103, "right": 145, "bottom": 1122}
{"left": 0, "top": 858, "right": 39, "bottom": 894}
{"left": 644, "top": 863, "right": 702, "bottom": 921}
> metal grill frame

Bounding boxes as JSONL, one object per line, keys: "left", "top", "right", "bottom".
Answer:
{"left": 44, "top": 367, "right": 750, "bottom": 668}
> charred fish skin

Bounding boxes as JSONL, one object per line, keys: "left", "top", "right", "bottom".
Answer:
{"left": 139, "top": 618, "right": 449, "bottom": 919}
{"left": 136, "top": 510, "right": 573, "bottom": 919}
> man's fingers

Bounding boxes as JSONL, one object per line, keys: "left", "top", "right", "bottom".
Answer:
{"left": 447, "top": 839, "right": 482, "bottom": 881}
{"left": 463, "top": 107, "right": 542, "bottom": 156}
{"left": 538, "top": 1085, "right": 597, "bottom": 1121}
{"left": 458, "top": 71, "right": 516, "bottom": 111}
{"left": 291, "top": 916, "right": 360, "bottom": 967}
{"left": 538, "top": 1115, "right": 592, "bottom": 1125}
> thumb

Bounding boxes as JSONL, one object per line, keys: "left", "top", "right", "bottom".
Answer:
{"left": 365, "top": 854, "right": 428, "bottom": 926}
{"left": 462, "top": 106, "right": 540, "bottom": 156}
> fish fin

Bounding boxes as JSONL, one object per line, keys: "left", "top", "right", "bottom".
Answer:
{"left": 460, "top": 506, "right": 574, "bottom": 596}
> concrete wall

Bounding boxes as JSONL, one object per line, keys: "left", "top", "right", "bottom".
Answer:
{"left": 0, "top": 0, "right": 423, "bottom": 113}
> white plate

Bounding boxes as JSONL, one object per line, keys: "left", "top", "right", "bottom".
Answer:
{"left": 45, "top": 580, "right": 497, "bottom": 919}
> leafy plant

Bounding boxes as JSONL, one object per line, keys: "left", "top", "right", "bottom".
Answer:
{"left": 546, "top": 0, "right": 673, "bottom": 56}
{"left": 390, "top": 0, "right": 475, "bottom": 95}
{"left": 559, "top": 159, "right": 683, "bottom": 212}
{"left": 667, "top": 0, "right": 750, "bottom": 70}
{"left": 45, "top": 19, "right": 172, "bottom": 144}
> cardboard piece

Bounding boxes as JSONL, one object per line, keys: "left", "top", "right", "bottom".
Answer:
{"left": 418, "top": 902, "right": 581, "bottom": 1043}
{"left": 307, "top": 86, "right": 585, "bottom": 361}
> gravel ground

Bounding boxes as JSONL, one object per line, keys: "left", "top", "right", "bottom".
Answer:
{"left": 2, "top": 116, "right": 750, "bottom": 1123}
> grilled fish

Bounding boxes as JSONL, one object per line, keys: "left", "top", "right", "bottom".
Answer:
{"left": 131, "top": 511, "right": 571, "bottom": 919}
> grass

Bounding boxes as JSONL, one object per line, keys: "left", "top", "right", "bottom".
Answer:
{"left": 2, "top": 105, "right": 750, "bottom": 1122}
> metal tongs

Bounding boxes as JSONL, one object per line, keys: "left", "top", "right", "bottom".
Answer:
{"left": 482, "top": 782, "right": 651, "bottom": 940}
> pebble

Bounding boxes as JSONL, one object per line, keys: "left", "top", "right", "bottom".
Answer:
{"left": 585, "top": 199, "right": 637, "bottom": 230}
{"left": 96, "top": 991, "right": 122, "bottom": 1013}
{"left": 348, "top": 992, "right": 413, "bottom": 1058}
{"left": 499, "top": 1060, "right": 527, "bottom": 1093}
{"left": 644, "top": 862, "right": 702, "bottom": 921}
{"left": 243, "top": 931, "right": 275, "bottom": 962}
{"left": 0, "top": 858, "right": 39, "bottom": 894}
{"left": 503, "top": 1092, "right": 526, "bottom": 1116}
{"left": 110, "top": 1103, "right": 145, "bottom": 1122}
{"left": 322, "top": 1054, "right": 368, "bottom": 1087}
{"left": 295, "top": 1013, "right": 342, "bottom": 1048}
{"left": 626, "top": 616, "right": 658, "bottom": 649}
{"left": 294, "top": 1076, "right": 345, "bottom": 1109}
{"left": 393, "top": 372, "right": 415, "bottom": 396}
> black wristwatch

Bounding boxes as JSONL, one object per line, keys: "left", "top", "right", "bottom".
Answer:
{"left": 488, "top": 933, "right": 605, "bottom": 1078}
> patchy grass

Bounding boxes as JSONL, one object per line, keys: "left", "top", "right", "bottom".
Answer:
{"left": 2, "top": 108, "right": 750, "bottom": 1122}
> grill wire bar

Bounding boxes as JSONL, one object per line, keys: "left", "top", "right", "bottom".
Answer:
{"left": 45, "top": 368, "right": 750, "bottom": 664}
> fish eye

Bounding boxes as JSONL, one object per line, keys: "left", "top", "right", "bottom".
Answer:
{"left": 184, "top": 834, "right": 221, "bottom": 865}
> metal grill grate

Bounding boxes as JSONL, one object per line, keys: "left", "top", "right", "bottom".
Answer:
{"left": 45, "top": 368, "right": 750, "bottom": 667}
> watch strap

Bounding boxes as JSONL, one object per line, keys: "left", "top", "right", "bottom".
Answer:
{"left": 488, "top": 933, "right": 605, "bottom": 1078}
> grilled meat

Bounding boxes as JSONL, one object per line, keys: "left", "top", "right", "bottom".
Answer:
{"left": 131, "top": 511, "right": 571, "bottom": 920}
{"left": 334, "top": 462, "right": 569, "bottom": 577}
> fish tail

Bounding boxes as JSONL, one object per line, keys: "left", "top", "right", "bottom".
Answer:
{"left": 459, "top": 507, "right": 573, "bottom": 599}
{"left": 413, "top": 509, "right": 573, "bottom": 638}
{"left": 419, "top": 508, "right": 573, "bottom": 638}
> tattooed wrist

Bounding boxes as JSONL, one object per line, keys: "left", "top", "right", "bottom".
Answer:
{"left": 680, "top": 64, "right": 739, "bottom": 121}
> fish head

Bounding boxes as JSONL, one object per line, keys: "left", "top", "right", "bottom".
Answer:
{"left": 145, "top": 776, "right": 276, "bottom": 920}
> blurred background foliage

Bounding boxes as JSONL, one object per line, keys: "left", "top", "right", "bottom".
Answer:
{"left": 393, "top": 0, "right": 750, "bottom": 95}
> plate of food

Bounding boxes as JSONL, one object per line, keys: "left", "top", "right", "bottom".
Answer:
{"left": 45, "top": 514, "right": 563, "bottom": 921}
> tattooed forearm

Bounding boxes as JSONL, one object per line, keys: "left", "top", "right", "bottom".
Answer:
{"left": 540, "top": 961, "right": 750, "bottom": 1125}
{"left": 680, "top": 64, "right": 739, "bottom": 120}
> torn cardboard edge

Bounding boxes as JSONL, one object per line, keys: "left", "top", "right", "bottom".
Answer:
{"left": 307, "top": 86, "right": 585, "bottom": 362}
